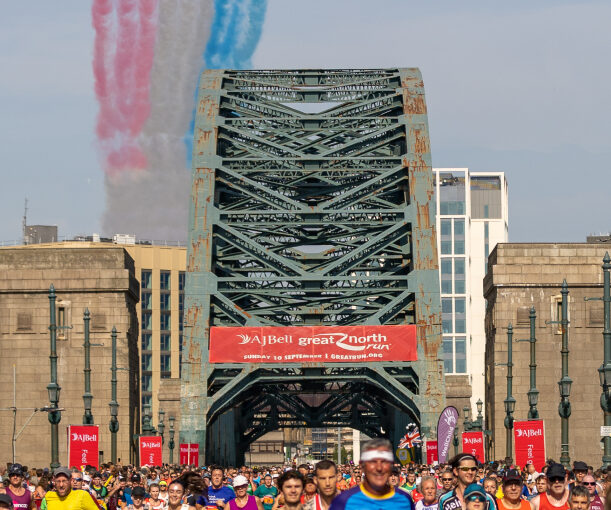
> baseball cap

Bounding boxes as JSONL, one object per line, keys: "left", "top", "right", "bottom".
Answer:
{"left": 159, "top": 480, "right": 167, "bottom": 486}
{"left": 573, "top": 461, "right": 588, "bottom": 472}
{"left": 53, "top": 467, "right": 71, "bottom": 479}
{"left": 8, "top": 464, "right": 23, "bottom": 476}
{"left": 233, "top": 475, "right": 249, "bottom": 487}
{"left": 464, "top": 483, "right": 486, "bottom": 499}
{"left": 547, "top": 463, "right": 566, "bottom": 479}
{"left": 131, "top": 473, "right": 142, "bottom": 482}
{"left": 93, "top": 472, "right": 102, "bottom": 479}
{"left": 83, "top": 475, "right": 91, "bottom": 483}
{"left": 0, "top": 494, "right": 14, "bottom": 508}
{"left": 131, "top": 487, "right": 147, "bottom": 498}
{"left": 503, "top": 469, "right": 523, "bottom": 485}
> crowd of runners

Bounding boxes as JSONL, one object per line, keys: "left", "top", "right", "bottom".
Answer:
{"left": 0, "top": 438, "right": 608, "bottom": 510}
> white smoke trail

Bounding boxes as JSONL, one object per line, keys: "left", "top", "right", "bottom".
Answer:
{"left": 103, "top": 0, "right": 214, "bottom": 241}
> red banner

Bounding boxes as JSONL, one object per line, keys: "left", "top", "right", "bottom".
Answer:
{"left": 180, "top": 443, "right": 199, "bottom": 465}
{"left": 514, "top": 420, "right": 545, "bottom": 470}
{"left": 67, "top": 425, "right": 99, "bottom": 468}
{"left": 139, "top": 436, "right": 162, "bottom": 466}
{"left": 462, "top": 431, "right": 485, "bottom": 463}
{"left": 209, "top": 325, "right": 417, "bottom": 363}
{"left": 426, "top": 441, "right": 438, "bottom": 464}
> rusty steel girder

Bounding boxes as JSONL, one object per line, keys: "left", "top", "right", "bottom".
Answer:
{"left": 181, "top": 69, "right": 444, "bottom": 465}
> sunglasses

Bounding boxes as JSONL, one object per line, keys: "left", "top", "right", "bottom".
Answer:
{"left": 442, "top": 478, "right": 454, "bottom": 482}
{"left": 549, "top": 477, "right": 565, "bottom": 484}
{"left": 73, "top": 478, "right": 83, "bottom": 482}
{"left": 583, "top": 482, "right": 597, "bottom": 486}
{"left": 467, "top": 495, "right": 487, "bottom": 503}
{"left": 458, "top": 467, "right": 478, "bottom": 473}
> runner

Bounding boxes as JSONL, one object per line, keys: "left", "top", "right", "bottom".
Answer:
{"left": 43, "top": 468, "right": 101, "bottom": 510}
{"left": 568, "top": 487, "right": 590, "bottom": 510}
{"left": 497, "top": 470, "right": 530, "bottom": 510}
{"left": 329, "top": 438, "right": 414, "bottom": 509}
{"left": 580, "top": 476, "right": 602, "bottom": 510}
{"left": 5, "top": 464, "right": 33, "bottom": 510}
{"left": 415, "top": 477, "right": 438, "bottom": 510}
{"left": 530, "top": 464, "right": 569, "bottom": 510}
{"left": 276, "top": 471, "right": 305, "bottom": 510}
{"left": 305, "top": 460, "right": 338, "bottom": 510}
{"left": 224, "top": 475, "right": 262, "bottom": 510}
{"left": 254, "top": 475, "right": 277, "bottom": 510}
{"left": 439, "top": 454, "right": 495, "bottom": 510}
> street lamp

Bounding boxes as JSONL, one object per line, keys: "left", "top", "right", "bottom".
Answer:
{"left": 515, "top": 307, "right": 539, "bottom": 420}
{"left": 142, "top": 404, "right": 156, "bottom": 436}
{"left": 109, "top": 327, "right": 120, "bottom": 463}
{"left": 588, "top": 252, "right": 611, "bottom": 468}
{"left": 558, "top": 280, "right": 571, "bottom": 467}
{"left": 158, "top": 409, "right": 166, "bottom": 444}
{"left": 463, "top": 400, "right": 484, "bottom": 432}
{"left": 48, "top": 285, "right": 62, "bottom": 469}
{"left": 504, "top": 323, "right": 514, "bottom": 458}
{"left": 168, "top": 415, "right": 176, "bottom": 464}
{"left": 83, "top": 309, "right": 94, "bottom": 425}
{"left": 463, "top": 406, "right": 472, "bottom": 432}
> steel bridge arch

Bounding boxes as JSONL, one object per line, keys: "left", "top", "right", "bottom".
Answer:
{"left": 181, "top": 69, "right": 444, "bottom": 465}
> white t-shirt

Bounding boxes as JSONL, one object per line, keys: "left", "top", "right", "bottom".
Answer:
{"left": 416, "top": 501, "right": 439, "bottom": 510}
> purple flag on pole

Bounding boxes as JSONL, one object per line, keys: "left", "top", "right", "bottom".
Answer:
{"left": 437, "top": 406, "right": 459, "bottom": 464}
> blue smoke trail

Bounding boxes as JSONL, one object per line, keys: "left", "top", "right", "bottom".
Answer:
{"left": 184, "top": 0, "right": 268, "bottom": 166}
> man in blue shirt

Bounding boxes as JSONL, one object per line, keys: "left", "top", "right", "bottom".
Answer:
{"left": 197, "top": 466, "right": 234, "bottom": 508}
{"left": 330, "top": 438, "right": 414, "bottom": 509}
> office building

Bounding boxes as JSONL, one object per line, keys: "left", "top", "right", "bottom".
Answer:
{"left": 433, "top": 169, "right": 508, "bottom": 410}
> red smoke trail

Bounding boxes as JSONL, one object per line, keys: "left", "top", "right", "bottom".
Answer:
{"left": 92, "top": 0, "right": 158, "bottom": 175}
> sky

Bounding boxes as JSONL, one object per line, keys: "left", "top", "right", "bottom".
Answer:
{"left": 1, "top": 0, "right": 610, "bottom": 244}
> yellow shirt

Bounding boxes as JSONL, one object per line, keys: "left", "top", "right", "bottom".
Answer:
{"left": 44, "top": 489, "right": 101, "bottom": 510}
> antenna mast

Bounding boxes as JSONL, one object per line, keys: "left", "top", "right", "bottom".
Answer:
{"left": 22, "top": 198, "right": 28, "bottom": 245}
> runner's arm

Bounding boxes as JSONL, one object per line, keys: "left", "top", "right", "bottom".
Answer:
{"left": 530, "top": 495, "right": 540, "bottom": 510}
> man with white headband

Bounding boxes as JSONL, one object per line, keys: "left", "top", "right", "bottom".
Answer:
{"left": 329, "top": 438, "right": 414, "bottom": 509}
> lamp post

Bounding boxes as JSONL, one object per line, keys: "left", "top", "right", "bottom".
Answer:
{"left": 515, "top": 307, "right": 539, "bottom": 420}
{"left": 158, "top": 409, "right": 166, "bottom": 444}
{"left": 47, "top": 285, "right": 62, "bottom": 469}
{"left": 109, "top": 327, "right": 119, "bottom": 463}
{"left": 168, "top": 415, "right": 175, "bottom": 464}
{"left": 503, "top": 323, "right": 515, "bottom": 459}
{"left": 558, "top": 280, "right": 572, "bottom": 468}
{"left": 463, "top": 400, "right": 484, "bottom": 432}
{"left": 83, "top": 309, "right": 94, "bottom": 425}
{"left": 142, "top": 404, "right": 156, "bottom": 436}
{"left": 453, "top": 429, "right": 459, "bottom": 455}
{"left": 587, "top": 253, "right": 611, "bottom": 468}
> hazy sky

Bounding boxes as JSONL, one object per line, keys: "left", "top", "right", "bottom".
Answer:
{"left": 1, "top": 1, "right": 609, "bottom": 244}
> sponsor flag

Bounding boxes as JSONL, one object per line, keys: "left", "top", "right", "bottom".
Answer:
{"left": 514, "top": 420, "right": 545, "bottom": 470}
{"left": 462, "top": 431, "right": 485, "bottom": 463}
{"left": 437, "top": 406, "right": 459, "bottom": 464}
{"left": 180, "top": 443, "right": 199, "bottom": 465}
{"left": 426, "top": 441, "right": 438, "bottom": 464}
{"left": 68, "top": 425, "right": 99, "bottom": 468}
{"left": 209, "top": 325, "right": 417, "bottom": 363}
{"left": 139, "top": 436, "right": 162, "bottom": 466}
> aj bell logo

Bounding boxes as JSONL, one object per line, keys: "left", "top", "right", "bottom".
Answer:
{"left": 237, "top": 332, "right": 389, "bottom": 351}
{"left": 463, "top": 437, "right": 482, "bottom": 445}
{"left": 72, "top": 433, "right": 97, "bottom": 442}
{"left": 141, "top": 441, "right": 160, "bottom": 448}
{"left": 516, "top": 429, "right": 542, "bottom": 438}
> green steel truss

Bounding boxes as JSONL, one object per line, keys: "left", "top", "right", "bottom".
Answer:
{"left": 182, "top": 69, "right": 444, "bottom": 465}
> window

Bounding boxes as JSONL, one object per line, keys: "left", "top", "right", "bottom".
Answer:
{"left": 141, "top": 270, "right": 152, "bottom": 289}
{"left": 142, "top": 311, "right": 152, "bottom": 331}
{"left": 455, "top": 298, "right": 466, "bottom": 333}
{"left": 454, "top": 258, "right": 466, "bottom": 294}
{"left": 441, "top": 258, "right": 452, "bottom": 294}
{"left": 439, "top": 171, "right": 466, "bottom": 215}
{"left": 160, "top": 333, "right": 171, "bottom": 352}
{"left": 443, "top": 337, "right": 453, "bottom": 374}
{"left": 160, "top": 293, "right": 171, "bottom": 311}
{"left": 455, "top": 337, "right": 466, "bottom": 373}
{"left": 160, "top": 313, "right": 171, "bottom": 331}
{"left": 442, "top": 299, "right": 453, "bottom": 334}
{"left": 160, "top": 271, "right": 171, "bottom": 291}
{"left": 441, "top": 219, "right": 452, "bottom": 255}
{"left": 470, "top": 176, "right": 502, "bottom": 219}
{"left": 179, "top": 272, "right": 186, "bottom": 291}
{"left": 141, "top": 394, "right": 152, "bottom": 408}
{"left": 141, "top": 292, "right": 152, "bottom": 310}
{"left": 141, "top": 333, "right": 152, "bottom": 352}
{"left": 160, "top": 354, "right": 171, "bottom": 377}
{"left": 141, "top": 354, "right": 152, "bottom": 372}
{"left": 453, "top": 219, "right": 465, "bottom": 255}
{"left": 141, "top": 374, "right": 152, "bottom": 392}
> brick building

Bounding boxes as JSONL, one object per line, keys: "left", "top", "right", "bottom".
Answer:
{"left": 485, "top": 243, "right": 608, "bottom": 464}
{"left": 0, "top": 244, "right": 140, "bottom": 467}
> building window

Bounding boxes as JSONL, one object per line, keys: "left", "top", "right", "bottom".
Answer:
{"left": 453, "top": 219, "right": 465, "bottom": 254}
{"left": 160, "top": 354, "right": 171, "bottom": 377}
{"left": 141, "top": 394, "right": 152, "bottom": 408}
{"left": 179, "top": 271, "right": 186, "bottom": 291}
{"left": 443, "top": 336, "right": 467, "bottom": 375}
{"left": 442, "top": 299, "right": 453, "bottom": 333}
{"left": 142, "top": 311, "right": 152, "bottom": 331}
{"left": 443, "top": 337, "right": 453, "bottom": 374}
{"left": 455, "top": 298, "right": 466, "bottom": 333}
{"left": 141, "top": 270, "right": 152, "bottom": 289}
{"left": 160, "top": 333, "right": 171, "bottom": 352}
{"left": 441, "top": 258, "right": 452, "bottom": 294}
{"left": 141, "top": 354, "right": 152, "bottom": 372}
{"left": 141, "top": 333, "right": 152, "bottom": 351}
{"left": 141, "top": 374, "right": 152, "bottom": 392}
{"left": 439, "top": 171, "right": 466, "bottom": 215}
{"left": 141, "top": 292, "right": 152, "bottom": 310}
{"left": 160, "top": 293, "right": 171, "bottom": 310}
{"left": 160, "top": 271, "right": 171, "bottom": 291}
{"left": 454, "top": 258, "right": 466, "bottom": 294}
{"left": 160, "top": 313, "right": 171, "bottom": 331}
{"left": 441, "top": 219, "right": 452, "bottom": 254}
